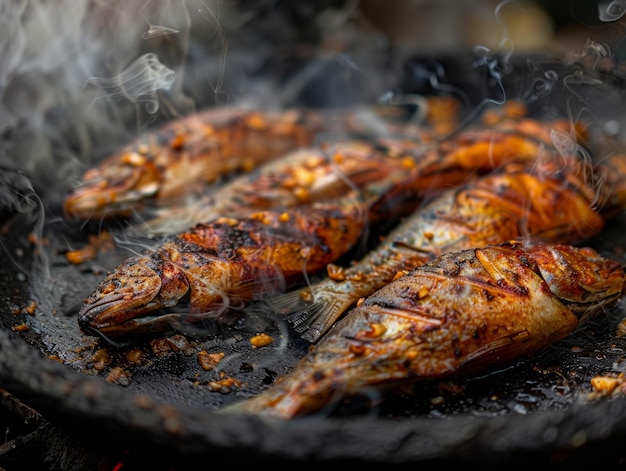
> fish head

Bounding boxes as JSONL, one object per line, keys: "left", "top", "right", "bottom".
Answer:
{"left": 528, "top": 242, "right": 625, "bottom": 315}
{"left": 78, "top": 255, "right": 190, "bottom": 338}
{"left": 64, "top": 151, "right": 161, "bottom": 220}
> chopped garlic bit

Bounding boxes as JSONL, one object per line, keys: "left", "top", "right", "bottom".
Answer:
{"left": 327, "top": 263, "right": 346, "bottom": 281}
{"left": 207, "top": 377, "right": 243, "bottom": 393}
{"left": 590, "top": 373, "right": 624, "bottom": 397}
{"left": 198, "top": 350, "right": 225, "bottom": 370}
{"left": 250, "top": 333, "right": 273, "bottom": 348}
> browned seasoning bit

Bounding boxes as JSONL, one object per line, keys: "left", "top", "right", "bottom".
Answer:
{"left": 349, "top": 344, "right": 367, "bottom": 356}
{"left": 251, "top": 211, "right": 270, "bottom": 224}
{"left": 106, "top": 366, "right": 130, "bottom": 386}
{"left": 292, "top": 187, "right": 310, "bottom": 203}
{"left": 356, "top": 323, "right": 387, "bottom": 340}
{"left": 150, "top": 334, "right": 191, "bottom": 356}
{"left": 150, "top": 338, "right": 172, "bottom": 356}
{"left": 121, "top": 152, "right": 146, "bottom": 165}
{"left": 327, "top": 263, "right": 346, "bottom": 281}
{"left": 250, "top": 333, "right": 273, "bottom": 348}
{"left": 169, "top": 133, "right": 185, "bottom": 150}
{"left": 207, "top": 376, "right": 243, "bottom": 393}
{"left": 347, "top": 271, "right": 364, "bottom": 282}
{"left": 90, "top": 348, "right": 111, "bottom": 371}
{"left": 66, "top": 245, "right": 97, "bottom": 264}
{"left": 65, "top": 231, "right": 115, "bottom": 265}
{"left": 590, "top": 373, "right": 624, "bottom": 397}
{"left": 12, "top": 323, "right": 29, "bottom": 332}
{"left": 367, "top": 323, "right": 387, "bottom": 338}
{"left": 23, "top": 300, "right": 37, "bottom": 315}
{"left": 125, "top": 349, "right": 144, "bottom": 364}
{"left": 400, "top": 156, "right": 417, "bottom": 169}
{"left": 406, "top": 349, "right": 419, "bottom": 361}
{"left": 215, "top": 217, "right": 239, "bottom": 226}
{"left": 244, "top": 113, "right": 267, "bottom": 130}
{"left": 197, "top": 350, "right": 225, "bottom": 370}
{"left": 331, "top": 152, "right": 344, "bottom": 163}
{"left": 293, "top": 166, "right": 315, "bottom": 187}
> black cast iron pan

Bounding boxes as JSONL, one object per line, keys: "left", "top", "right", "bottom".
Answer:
{"left": 2, "top": 150, "right": 626, "bottom": 470}
{"left": 2, "top": 6, "right": 626, "bottom": 463}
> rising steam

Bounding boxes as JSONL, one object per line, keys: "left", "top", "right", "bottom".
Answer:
{"left": 86, "top": 53, "right": 176, "bottom": 115}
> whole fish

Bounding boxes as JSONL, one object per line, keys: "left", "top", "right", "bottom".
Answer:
{"left": 75, "top": 113, "right": 585, "bottom": 338}
{"left": 139, "top": 120, "right": 560, "bottom": 237}
{"left": 78, "top": 195, "right": 368, "bottom": 338}
{"left": 63, "top": 107, "right": 326, "bottom": 220}
{"left": 63, "top": 105, "right": 434, "bottom": 222}
{"left": 277, "top": 151, "right": 612, "bottom": 342}
{"left": 224, "top": 239, "right": 625, "bottom": 419}
{"left": 128, "top": 140, "right": 420, "bottom": 237}
{"left": 63, "top": 101, "right": 574, "bottom": 223}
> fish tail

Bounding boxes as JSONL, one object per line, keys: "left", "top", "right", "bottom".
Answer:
{"left": 269, "top": 285, "right": 358, "bottom": 342}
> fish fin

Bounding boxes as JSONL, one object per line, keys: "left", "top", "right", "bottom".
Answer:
{"left": 458, "top": 330, "right": 534, "bottom": 374}
{"left": 266, "top": 288, "right": 310, "bottom": 316}
{"left": 269, "top": 287, "right": 357, "bottom": 343}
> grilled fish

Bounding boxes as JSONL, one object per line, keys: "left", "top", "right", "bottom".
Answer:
{"left": 63, "top": 101, "right": 574, "bottom": 225}
{"left": 224, "top": 240, "right": 625, "bottom": 419}
{"left": 75, "top": 112, "right": 585, "bottom": 338}
{"left": 277, "top": 151, "right": 612, "bottom": 342}
{"left": 63, "top": 108, "right": 325, "bottom": 220}
{"left": 77, "top": 196, "right": 368, "bottom": 337}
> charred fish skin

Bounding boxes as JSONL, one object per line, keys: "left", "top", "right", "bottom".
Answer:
{"left": 63, "top": 108, "right": 324, "bottom": 220}
{"left": 63, "top": 98, "right": 575, "bottom": 224}
{"left": 279, "top": 151, "right": 610, "bottom": 342}
{"left": 128, "top": 139, "right": 419, "bottom": 238}
{"left": 74, "top": 101, "right": 601, "bottom": 340}
{"left": 74, "top": 110, "right": 573, "bottom": 338}
{"left": 225, "top": 240, "right": 625, "bottom": 419}
{"left": 78, "top": 198, "right": 369, "bottom": 338}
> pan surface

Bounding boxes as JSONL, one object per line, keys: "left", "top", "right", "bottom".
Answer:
{"left": 2, "top": 1, "right": 626, "bottom": 468}
{"left": 2, "top": 153, "right": 626, "bottom": 469}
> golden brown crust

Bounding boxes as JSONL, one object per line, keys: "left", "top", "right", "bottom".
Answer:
{"left": 229, "top": 240, "right": 624, "bottom": 419}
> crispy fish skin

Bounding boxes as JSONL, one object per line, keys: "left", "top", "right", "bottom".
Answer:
{"left": 133, "top": 141, "right": 415, "bottom": 237}
{"left": 280, "top": 153, "right": 609, "bottom": 342}
{"left": 78, "top": 197, "right": 368, "bottom": 337}
{"left": 63, "top": 108, "right": 323, "bottom": 220}
{"left": 75, "top": 111, "right": 574, "bottom": 338}
{"left": 226, "top": 240, "right": 625, "bottom": 419}
{"left": 63, "top": 100, "right": 571, "bottom": 223}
